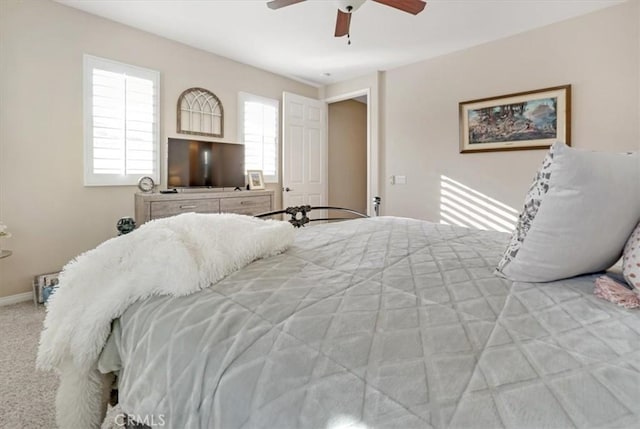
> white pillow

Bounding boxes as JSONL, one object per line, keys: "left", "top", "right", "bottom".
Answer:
{"left": 497, "top": 142, "right": 640, "bottom": 282}
{"left": 623, "top": 222, "right": 640, "bottom": 289}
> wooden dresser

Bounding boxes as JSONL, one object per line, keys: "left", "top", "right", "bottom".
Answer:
{"left": 134, "top": 190, "right": 274, "bottom": 226}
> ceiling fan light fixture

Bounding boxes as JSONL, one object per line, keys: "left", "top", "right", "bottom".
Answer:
{"left": 337, "top": 0, "right": 365, "bottom": 13}
{"left": 267, "top": 0, "right": 426, "bottom": 43}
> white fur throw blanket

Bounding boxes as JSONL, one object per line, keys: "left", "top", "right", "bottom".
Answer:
{"left": 36, "top": 213, "right": 294, "bottom": 429}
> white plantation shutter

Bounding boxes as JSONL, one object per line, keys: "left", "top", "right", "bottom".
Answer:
{"left": 238, "top": 92, "right": 279, "bottom": 183}
{"left": 84, "top": 55, "right": 160, "bottom": 186}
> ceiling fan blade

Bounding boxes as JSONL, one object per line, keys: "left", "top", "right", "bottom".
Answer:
{"left": 371, "top": 0, "right": 426, "bottom": 15}
{"left": 334, "top": 9, "right": 351, "bottom": 37}
{"left": 266, "top": 0, "right": 305, "bottom": 10}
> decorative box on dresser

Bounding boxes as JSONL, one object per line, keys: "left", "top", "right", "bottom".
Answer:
{"left": 134, "top": 190, "right": 274, "bottom": 226}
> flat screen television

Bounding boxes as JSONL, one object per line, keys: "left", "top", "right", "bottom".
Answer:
{"left": 167, "top": 138, "right": 245, "bottom": 189}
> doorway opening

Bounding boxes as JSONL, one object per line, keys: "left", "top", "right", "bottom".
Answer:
{"left": 326, "top": 90, "right": 369, "bottom": 216}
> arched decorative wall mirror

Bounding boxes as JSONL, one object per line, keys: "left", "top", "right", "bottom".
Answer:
{"left": 177, "top": 87, "right": 224, "bottom": 137}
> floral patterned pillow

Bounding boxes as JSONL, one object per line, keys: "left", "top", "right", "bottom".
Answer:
{"left": 623, "top": 222, "right": 640, "bottom": 289}
{"left": 496, "top": 144, "right": 556, "bottom": 272}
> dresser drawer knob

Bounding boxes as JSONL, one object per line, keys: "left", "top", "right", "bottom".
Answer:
{"left": 179, "top": 205, "right": 197, "bottom": 209}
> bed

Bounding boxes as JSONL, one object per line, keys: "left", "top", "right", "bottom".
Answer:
{"left": 97, "top": 215, "right": 640, "bottom": 429}
{"left": 36, "top": 142, "right": 638, "bottom": 428}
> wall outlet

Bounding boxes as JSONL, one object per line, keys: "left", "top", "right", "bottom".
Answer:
{"left": 390, "top": 175, "right": 407, "bottom": 185}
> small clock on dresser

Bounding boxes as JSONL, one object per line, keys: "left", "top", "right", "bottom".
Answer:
{"left": 137, "top": 176, "right": 155, "bottom": 193}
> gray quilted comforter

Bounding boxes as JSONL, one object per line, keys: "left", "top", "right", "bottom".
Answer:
{"left": 98, "top": 217, "right": 640, "bottom": 429}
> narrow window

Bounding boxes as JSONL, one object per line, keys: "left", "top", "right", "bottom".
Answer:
{"left": 238, "top": 92, "right": 279, "bottom": 183}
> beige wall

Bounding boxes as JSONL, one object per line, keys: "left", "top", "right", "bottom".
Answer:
{"left": 328, "top": 100, "right": 367, "bottom": 214}
{"left": 1, "top": 0, "right": 638, "bottom": 298}
{"left": 0, "top": 0, "right": 317, "bottom": 298}
{"left": 382, "top": 0, "right": 639, "bottom": 222}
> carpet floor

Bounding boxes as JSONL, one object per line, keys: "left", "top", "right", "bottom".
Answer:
{"left": 0, "top": 301, "right": 122, "bottom": 429}
{"left": 0, "top": 301, "right": 58, "bottom": 428}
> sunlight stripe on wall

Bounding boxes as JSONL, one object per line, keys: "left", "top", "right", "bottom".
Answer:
{"left": 440, "top": 175, "right": 518, "bottom": 233}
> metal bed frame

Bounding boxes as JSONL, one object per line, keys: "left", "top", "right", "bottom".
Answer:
{"left": 255, "top": 196, "right": 381, "bottom": 227}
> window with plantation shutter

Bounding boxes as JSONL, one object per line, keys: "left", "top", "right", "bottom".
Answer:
{"left": 238, "top": 92, "right": 279, "bottom": 183}
{"left": 83, "top": 55, "right": 160, "bottom": 186}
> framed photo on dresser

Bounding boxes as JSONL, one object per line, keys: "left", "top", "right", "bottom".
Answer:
{"left": 247, "top": 170, "right": 265, "bottom": 190}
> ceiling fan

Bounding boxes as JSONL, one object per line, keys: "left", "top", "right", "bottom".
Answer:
{"left": 267, "top": 0, "right": 427, "bottom": 42}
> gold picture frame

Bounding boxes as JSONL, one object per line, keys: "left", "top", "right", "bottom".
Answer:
{"left": 247, "top": 170, "right": 265, "bottom": 190}
{"left": 459, "top": 85, "right": 571, "bottom": 153}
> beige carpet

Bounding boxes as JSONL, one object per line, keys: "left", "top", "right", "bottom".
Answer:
{"left": 0, "top": 301, "right": 122, "bottom": 429}
{"left": 0, "top": 301, "right": 58, "bottom": 428}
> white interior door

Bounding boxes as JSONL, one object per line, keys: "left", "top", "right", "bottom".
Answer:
{"left": 282, "top": 92, "right": 327, "bottom": 219}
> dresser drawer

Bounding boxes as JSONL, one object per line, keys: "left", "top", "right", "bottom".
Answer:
{"left": 220, "top": 195, "right": 272, "bottom": 215}
{"left": 150, "top": 199, "right": 220, "bottom": 219}
{"left": 136, "top": 191, "right": 274, "bottom": 225}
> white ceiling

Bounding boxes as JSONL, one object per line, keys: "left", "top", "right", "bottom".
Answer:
{"left": 58, "top": 0, "right": 624, "bottom": 87}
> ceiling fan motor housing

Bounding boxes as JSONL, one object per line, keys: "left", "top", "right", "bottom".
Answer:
{"left": 337, "top": 0, "right": 365, "bottom": 13}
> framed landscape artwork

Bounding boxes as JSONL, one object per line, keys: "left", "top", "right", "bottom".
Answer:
{"left": 459, "top": 85, "right": 571, "bottom": 153}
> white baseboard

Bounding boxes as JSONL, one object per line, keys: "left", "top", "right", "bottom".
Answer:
{"left": 0, "top": 291, "right": 33, "bottom": 307}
